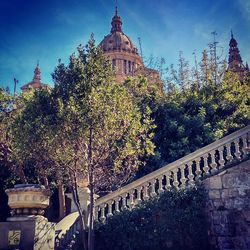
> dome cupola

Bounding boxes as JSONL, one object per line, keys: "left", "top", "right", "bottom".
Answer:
{"left": 111, "top": 7, "right": 122, "bottom": 33}
{"left": 100, "top": 7, "right": 139, "bottom": 55}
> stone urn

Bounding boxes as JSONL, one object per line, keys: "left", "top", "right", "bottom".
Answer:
{"left": 5, "top": 184, "right": 51, "bottom": 221}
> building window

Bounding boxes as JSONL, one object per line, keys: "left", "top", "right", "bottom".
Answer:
{"left": 132, "top": 62, "right": 135, "bottom": 76}
{"left": 124, "top": 60, "right": 127, "bottom": 74}
{"left": 112, "top": 59, "right": 116, "bottom": 71}
{"left": 128, "top": 61, "right": 131, "bottom": 73}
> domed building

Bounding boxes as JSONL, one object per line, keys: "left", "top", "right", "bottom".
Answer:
{"left": 20, "top": 7, "right": 162, "bottom": 92}
{"left": 100, "top": 7, "right": 162, "bottom": 89}
{"left": 21, "top": 63, "right": 49, "bottom": 92}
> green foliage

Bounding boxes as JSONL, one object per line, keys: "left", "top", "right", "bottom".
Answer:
{"left": 95, "top": 186, "right": 209, "bottom": 250}
{"left": 9, "top": 35, "right": 155, "bottom": 194}
{"left": 138, "top": 62, "right": 250, "bottom": 177}
{"left": 51, "top": 36, "right": 156, "bottom": 192}
{"left": 11, "top": 89, "right": 60, "bottom": 184}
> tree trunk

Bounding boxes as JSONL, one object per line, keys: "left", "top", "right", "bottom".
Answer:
{"left": 88, "top": 172, "right": 94, "bottom": 250}
{"left": 88, "top": 126, "right": 95, "bottom": 250}
{"left": 71, "top": 183, "right": 88, "bottom": 250}
{"left": 58, "top": 182, "right": 66, "bottom": 220}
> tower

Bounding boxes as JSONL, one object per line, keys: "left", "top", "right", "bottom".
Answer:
{"left": 227, "top": 32, "right": 249, "bottom": 80}
{"left": 21, "top": 62, "right": 49, "bottom": 92}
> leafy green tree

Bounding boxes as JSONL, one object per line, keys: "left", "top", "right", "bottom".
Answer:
{"left": 0, "top": 88, "right": 29, "bottom": 183}
{"left": 52, "top": 36, "right": 155, "bottom": 250}
{"left": 138, "top": 52, "right": 249, "bottom": 176}
{"left": 11, "top": 35, "right": 155, "bottom": 250}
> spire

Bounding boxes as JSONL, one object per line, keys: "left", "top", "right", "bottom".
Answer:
{"left": 231, "top": 29, "right": 233, "bottom": 39}
{"left": 246, "top": 62, "right": 249, "bottom": 71}
{"left": 33, "top": 61, "right": 41, "bottom": 82}
{"left": 111, "top": 3, "right": 122, "bottom": 33}
{"left": 115, "top": 0, "right": 118, "bottom": 15}
{"left": 228, "top": 32, "right": 243, "bottom": 71}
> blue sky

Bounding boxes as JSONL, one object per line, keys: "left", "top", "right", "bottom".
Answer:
{"left": 0, "top": 0, "right": 249, "bottom": 91}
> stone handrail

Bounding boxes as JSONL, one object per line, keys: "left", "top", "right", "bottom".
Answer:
{"left": 94, "top": 125, "right": 250, "bottom": 222}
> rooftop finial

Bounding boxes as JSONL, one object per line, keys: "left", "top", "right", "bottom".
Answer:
{"left": 37, "top": 59, "right": 40, "bottom": 67}
{"left": 111, "top": 0, "right": 122, "bottom": 33}
{"left": 231, "top": 29, "right": 234, "bottom": 39}
{"left": 33, "top": 62, "right": 41, "bottom": 82}
{"left": 115, "top": 0, "right": 118, "bottom": 16}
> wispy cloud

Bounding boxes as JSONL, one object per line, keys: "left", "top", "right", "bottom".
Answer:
{"left": 237, "top": 0, "right": 250, "bottom": 22}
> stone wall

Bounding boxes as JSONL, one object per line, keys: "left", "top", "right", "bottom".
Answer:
{"left": 204, "top": 159, "right": 250, "bottom": 250}
{"left": 0, "top": 217, "right": 55, "bottom": 250}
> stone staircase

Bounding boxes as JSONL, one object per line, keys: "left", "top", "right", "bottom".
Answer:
{"left": 55, "top": 125, "right": 250, "bottom": 249}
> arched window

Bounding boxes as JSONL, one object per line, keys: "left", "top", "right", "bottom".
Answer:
{"left": 128, "top": 61, "right": 131, "bottom": 73}
{"left": 124, "top": 60, "right": 127, "bottom": 74}
{"left": 112, "top": 59, "right": 116, "bottom": 71}
{"left": 132, "top": 62, "right": 135, "bottom": 76}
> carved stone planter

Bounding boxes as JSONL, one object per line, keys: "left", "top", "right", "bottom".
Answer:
{"left": 5, "top": 184, "right": 51, "bottom": 221}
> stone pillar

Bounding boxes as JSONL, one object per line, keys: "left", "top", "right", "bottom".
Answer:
{"left": 66, "top": 186, "right": 91, "bottom": 214}
{"left": 65, "top": 179, "right": 99, "bottom": 227}
{"left": 0, "top": 184, "right": 55, "bottom": 250}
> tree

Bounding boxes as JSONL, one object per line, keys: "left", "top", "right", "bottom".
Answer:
{"left": 199, "top": 50, "right": 211, "bottom": 87}
{"left": 0, "top": 88, "right": 28, "bottom": 183}
{"left": 178, "top": 51, "right": 190, "bottom": 90}
{"left": 11, "top": 35, "right": 155, "bottom": 250}
{"left": 137, "top": 47, "right": 249, "bottom": 177}
{"left": 52, "top": 36, "right": 155, "bottom": 250}
{"left": 11, "top": 88, "right": 69, "bottom": 219}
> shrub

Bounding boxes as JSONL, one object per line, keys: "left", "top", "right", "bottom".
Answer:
{"left": 95, "top": 185, "right": 210, "bottom": 250}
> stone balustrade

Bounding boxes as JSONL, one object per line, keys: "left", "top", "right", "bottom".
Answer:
{"left": 94, "top": 125, "right": 250, "bottom": 223}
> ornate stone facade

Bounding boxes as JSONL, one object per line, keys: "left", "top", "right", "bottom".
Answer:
{"left": 100, "top": 7, "right": 162, "bottom": 89}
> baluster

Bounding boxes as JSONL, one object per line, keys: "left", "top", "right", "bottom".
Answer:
{"left": 107, "top": 201, "right": 113, "bottom": 217}
{"left": 73, "top": 222, "right": 77, "bottom": 233}
{"left": 121, "top": 194, "right": 128, "bottom": 210}
{"left": 70, "top": 227, "right": 73, "bottom": 236}
{"left": 94, "top": 207, "right": 99, "bottom": 221}
{"left": 234, "top": 139, "right": 241, "bottom": 159}
{"left": 143, "top": 184, "right": 149, "bottom": 200}
{"left": 187, "top": 162, "right": 195, "bottom": 185}
{"left": 114, "top": 198, "right": 120, "bottom": 213}
{"left": 180, "top": 165, "right": 187, "bottom": 188}
{"left": 226, "top": 142, "right": 233, "bottom": 161}
{"left": 100, "top": 205, "right": 106, "bottom": 223}
{"left": 76, "top": 219, "right": 81, "bottom": 230}
{"left": 158, "top": 175, "right": 164, "bottom": 194}
{"left": 218, "top": 146, "right": 225, "bottom": 168}
{"left": 136, "top": 187, "right": 142, "bottom": 204}
{"left": 210, "top": 150, "right": 218, "bottom": 172}
{"left": 166, "top": 172, "right": 172, "bottom": 189}
{"left": 195, "top": 158, "right": 202, "bottom": 178}
{"left": 129, "top": 190, "right": 135, "bottom": 209}
{"left": 173, "top": 169, "right": 179, "bottom": 188}
{"left": 150, "top": 179, "right": 157, "bottom": 197}
{"left": 203, "top": 154, "right": 210, "bottom": 174}
{"left": 242, "top": 134, "right": 249, "bottom": 155}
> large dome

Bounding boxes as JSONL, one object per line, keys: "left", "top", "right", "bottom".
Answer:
{"left": 100, "top": 31, "right": 138, "bottom": 54}
{"left": 100, "top": 8, "right": 139, "bottom": 55}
